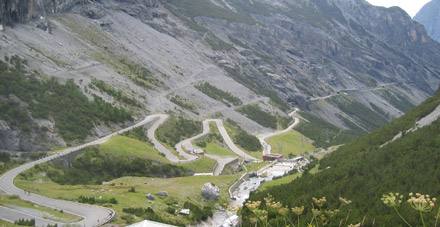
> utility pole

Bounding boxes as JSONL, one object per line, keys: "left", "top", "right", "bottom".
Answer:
{"left": 278, "top": 142, "right": 284, "bottom": 154}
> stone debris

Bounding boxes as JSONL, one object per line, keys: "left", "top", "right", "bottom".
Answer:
{"left": 146, "top": 194, "right": 154, "bottom": 200}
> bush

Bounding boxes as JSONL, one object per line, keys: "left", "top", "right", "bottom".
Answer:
{"left": 235, "top": 131, "right": 262, "bottom": 151}
{"left": 183, "top": 202, "right": 213, "bottom": 222}
{"left": 237, "top": 104, "right": 277, "bottom": 129}
{"left": 156, "top": 115, "right": 202, "bottom": 146}
{"left": 14, "top": 219, "right": 35, "bottom": 226}
{"left": 78, "top": 195, "right": 118, "bottom": 204}
{"left": 166, "top": 206, "right": 176, "bottom": 214}
{"left": 194, "top": 82, "right": 242, "bottom": 106}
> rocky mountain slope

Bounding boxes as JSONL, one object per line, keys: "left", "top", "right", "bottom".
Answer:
{"left": 1, "top": 0, "right": 440, "bottom": 152}
{"left": 414, "top": 0, "right": 440, "bottom": 42}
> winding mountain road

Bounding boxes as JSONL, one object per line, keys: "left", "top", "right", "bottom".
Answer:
{"left": 258, "top": 108, "right": 300, "bottom": 155}
{"left": 0, "top": 114, "right": 161, "bottom": 226}
{"left": 0, "top": 109, "right": 300, "bottom": 225}
{"left": 146, "top": 114, "right": 182, "bottom": 163}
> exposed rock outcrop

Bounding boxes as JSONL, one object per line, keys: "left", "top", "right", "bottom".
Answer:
{"left": 146, "top": 193, "right": 154, "bottom": 200}
{"left": 201, "top": 183, "right": 220, "bottom": 200}
{"left": 156, "top": 191, "right": 168, "bottom": 197}
{"left": 0, "top": 0, "right": 79, "bottom": 26}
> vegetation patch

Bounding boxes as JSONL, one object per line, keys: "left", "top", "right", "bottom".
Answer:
{"left": 156, "top": 115, "right": 202, "bottom": 147}
{"left": 220, "top": 65, "right": 290, "bottom": 112}
{"left": 266, "top": 131, "right": 315, "bottom": 158}
{"left": 237, "top": 104, "right": 277, "bottom": 129}
{"left": 0, "top": 59, "right": 132, "bottom": 142}
{"left": 168, "top": 94, "right": 198, "bottom": 114}
{"left": 90, "top": 78, "right": 141, "bottom": 107}
{"left": 0, "top": 152, "right": 26, "bottom": 176}
{"left": 228, "top": 36, "right": 250, "bottom": 49}
{"left": 225, "top": 119, "right": 262, "bottom": 152}
{"left": 29, "top": 148, "right": 188, "bottom": 185}
{"left": 193, "top": 122, "right": 236, "bottom": 157}
{"left": 121, "top": 127, "right": 150, "bottom": 143}
{"left": 327, "top": 94, "right": 388, "bottom": 132}
{"left": 195, "top": 82, "right": 242, "bottom": 106}
{"left": 377, "top": 89, "right": 415, "bottom": 113}
{"left": 296, "top": 111, "right": 365, "bottom": 147}
{"left": 205, "top": 36, "right": 234, "bottom": 52}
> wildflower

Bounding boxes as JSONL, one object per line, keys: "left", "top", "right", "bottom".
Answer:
{"left": 228, "top": 205, "right": 242, "bottom": 212}
{"left": 339, "top": 197, "right": 352, "bottom": 205}
{"left": 278, "top": 206, "right": 289, "bottom": 216}
{"left": 320, "top": 215, "right": 329, "bottom": 225}
{"left": 292, "top": 206, "right": 305, "bottom": 215}
{"left": 312, "top": 208, "right": 322, "bottom": 216}
{"left": 253, "top": 209, "right": 268, "bottom": 219}
{"left": 381, "top": 192, "right": 403, "bottom": 207}
{"left": 269, "top": 201, "right": 283, "bottom": 210}
{"left": 264, "top": 194, "right": 275, "bottom": 204}
{"left": 250, "top": 217, "right": 258, "bottom": 224}
{"left": 347, "top": 223, "right": 361, "bottom": 227}
{"left": 325, "top": 209, "right": 340, "bottom": 218}
{"left": 312, "top": 197, "right": 327, "bottom": 208}
{"left": 407, "top": 193, "right": 436, "bottom": 212}
{"left": 245, "top": 201, "right": 261, "bottom": 211}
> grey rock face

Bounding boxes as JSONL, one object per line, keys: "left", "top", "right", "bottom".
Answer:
{"left": 414, "top": 0, "right": 440, "bottom": 42}
{"left": 156, "top": 191, "right": 168, "bottom": 197}
{"left": 0, "top": 0, "right": 79, "bottom": 26}
{"left": 201, "top": 183, "right": 220, "bottom": 200}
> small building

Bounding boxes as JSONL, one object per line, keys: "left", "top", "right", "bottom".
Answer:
{"left": 263, "top": 154, "right": 283, "bottom": 161}
{"left": 193, "top": 148, "right": 205, "bottom": 155}
{"left": 179, "top": 209, "right": 190, "bottom": 215}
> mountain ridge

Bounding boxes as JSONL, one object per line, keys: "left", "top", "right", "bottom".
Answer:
{"left": 414, "top": 0, "right": 440, "bottom": 42}
{"left": 1, "top": 0, "right": 440, "bottom": 151}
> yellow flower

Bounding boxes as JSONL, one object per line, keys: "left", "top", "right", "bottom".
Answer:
{"left": 381, "top": 192, "right": 403, "bottom": 207}
{"left": 325, "top": 209, "right": 340, "bottom": 218}
{"left": 278, "top": 206, "right": 289, "bottom": 216}
{"left": 312, "top": 208, "right": 321, "bottom": 216}
{"left": 269, "top": 201, "right": 283, "bottom": 210}
{"left": 407, "top": 193, "right": 436, "bottom": 212}
{"left": 339, "top": 197, "right": 352, "bottom": 205}
{"left": 264, "top": 194, "right": 275, "bottom": 204}
{"left": 250, "top": 217, "right": 258, "bottom": 223}
{"left": 245, "top": 201, "right": 262, "bottom": 211}
{"left": 312, "top": 197, "right": 327, "bottom": 208}
{"left": 292, "top": 206, "right": 305, "bottom": 215}
{"left": 228, "top": 205, "right": 242, "bottom": 212}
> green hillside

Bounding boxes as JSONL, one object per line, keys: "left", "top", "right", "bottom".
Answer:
{"left": 243, "top": 89, "right": 440, "bottom": 226}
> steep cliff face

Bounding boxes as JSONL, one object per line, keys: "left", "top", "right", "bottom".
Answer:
{"left": 0, "top": 0, "right": 439, "bottom": 151}
{"left": 0, "top": 0, "right": 158, "bottom": 26}
{"left": 0, "top": 0, "right": 79, "bottom": 26}
{"left": 414, "top": 0, "right": 440, "bottom": 42}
